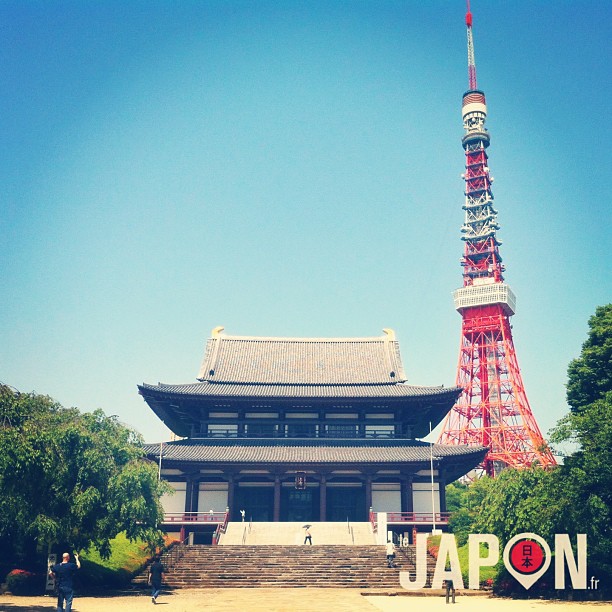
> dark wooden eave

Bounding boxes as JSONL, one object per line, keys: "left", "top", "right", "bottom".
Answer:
{"left": 138, "top": 381, "right": 461, "bottom": 439}
{"left": 144, "top": 438, "right": 487, "bottom": 483}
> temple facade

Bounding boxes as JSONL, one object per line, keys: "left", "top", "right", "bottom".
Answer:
{"left": 140, "top": 327, "right": 485, "bottom": 542}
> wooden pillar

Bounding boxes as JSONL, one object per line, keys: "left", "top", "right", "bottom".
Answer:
{"left": 191, "top": 478, "right": 200, "bottom": 514}
{"left": 184, "top": 477, "right": 197, "bottom": 514}
{"left": 438, "top": 475, "right": 447, "bottom": 514}
{"left": 227, "top": 474, "right": 235, "bottom": 519}
{"left": 365, "top": 474, "right": 372, "bottom": 518}
{"left": 273, "top": 475, "right": 281, "bottom": 522}
{"left": 401, "top": 475, "right": 413, "bottom": 513}
{"left": 319, "top": 474, "right": 327, "bottom": 521}
{"left": 406, "top": 476, "right": 414, "bottom": 513}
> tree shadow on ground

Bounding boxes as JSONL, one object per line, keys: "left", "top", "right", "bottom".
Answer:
{"left": 0, "top": 606, "right": 50, "bottom": 611}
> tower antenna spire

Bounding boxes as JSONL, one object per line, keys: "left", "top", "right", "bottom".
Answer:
{"left": 437, "top": 1, "right": 556, "bottom": 477}
{"left": 466, "top": 0, "right": 478, "bottom": 90}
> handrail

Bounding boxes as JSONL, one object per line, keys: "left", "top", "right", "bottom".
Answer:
{"left": 162, "top": 511, "right": 227, "bottom": 524}
{"left": 241, "top": 525, "right": 248, "bottom": 545}
{"left": 212, "top": 510, "right": 230, "bottom": 545}
{"left": 162, "top": 534, "right": 190, "bottom": 571}
{"left": 220, "top": 510, "right": 229, "bottom": 533}
{"left": 385, "top": 511, "right": 451, "bottom": 523}
{"left": 369, "top": 509, "right": 378, "bottom": 533}
{"left": 350, "top": 526, "right": 354, "bottom": 545}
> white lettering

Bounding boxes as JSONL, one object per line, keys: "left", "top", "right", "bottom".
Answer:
{"left": 468, "top": 534, "right": 499, "bottom": 589}
{"left": 396, "top": 532, "right": 588, "bottom": 592}
{"left": 431, "top": 533, "right": 465, "bottom": 589}
{"left": 555, "top": 534, "right": 587, "bottom": 589}
{"left": 398, "top": 533, "right": 429, "bottom": 590}
{"left": 503, "top": 533, "right": 551, "bottom": 590}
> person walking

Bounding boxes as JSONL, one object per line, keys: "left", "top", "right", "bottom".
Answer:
{"left": 148, "top": 556, "right": 165, "bottom": 604}
{"left": 304, "top": 527, "right": 312, "bottom": 545}
{"left": 50, "top": 552, "right": 80, "bottom": 612}
{"left": 386, "top": 539, "right": 396, "bottom": 568}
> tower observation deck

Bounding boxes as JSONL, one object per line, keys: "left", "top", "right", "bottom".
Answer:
{"left": 437, "top": 3, "right": 556, "bottom": 476}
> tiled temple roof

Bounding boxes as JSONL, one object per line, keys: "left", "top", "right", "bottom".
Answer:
{"left": 143, "top": 438, "right": 487, "bottom": 482}
{"left": 196, "top": 327, "right": 406, "bottom": 385}
{"left": 138, "top": 380, "right": 460, "bottom": 399}
{"left": 138, "top": 327, "right": 461, "bottom": 438}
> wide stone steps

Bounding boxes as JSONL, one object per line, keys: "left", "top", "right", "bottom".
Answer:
{"left": 134, "top": 544, "right": 437, "bottom": 589}
{"left": 221, "top": 521, "right": 375, "bottom": 545}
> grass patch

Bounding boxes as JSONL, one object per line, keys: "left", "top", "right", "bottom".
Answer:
{"left": 457, "top": 540, "right": 496, "bottom": 586}
{"left": 84, "top": 533, "right": 151, "bottom": 573}
{"left": 79, "top": 533, "right": 153, "bottom": 590}
{"left": 428, "top": 534, "right": 497, "bottom": 587}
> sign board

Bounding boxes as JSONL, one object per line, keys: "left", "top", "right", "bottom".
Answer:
{"left": 45, "top": 554, "right": 57, "bottom": 592}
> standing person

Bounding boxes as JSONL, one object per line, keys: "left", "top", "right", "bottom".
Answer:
{"left": 148, "top": 556, "right": 165, "bottom": 604}
{"left": 304, "top": 527, "right": 312, "bottom": 545}
{"left": 50, "top": 552, "right": 80, "bottom": 612}
{"left": 445, "top": 578, "right": 456, "bottom": 604}
{"left": 386, "top": 539, "right": 396, "bottom": 567}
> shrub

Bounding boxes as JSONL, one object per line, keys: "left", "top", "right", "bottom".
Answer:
{"left": 427, "top": 535, "right": 441, "bottom": 559}
{"left": 5, "top": 569, "right": 41, "bottom": 595}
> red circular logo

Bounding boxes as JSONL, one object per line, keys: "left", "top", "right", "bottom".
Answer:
{"left": 508, "top": 538, "right": 546, "bottom": 575}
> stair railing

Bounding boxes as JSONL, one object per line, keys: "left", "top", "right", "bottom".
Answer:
{"left": 350, "top": 526, "right": 355, "bottom": 545}
{"left": 241, "top": 525, "right": 248, "bottom": 545}
{"left": 164, "top": 534, "right": 190, "bottom": 571}
{"left": 369, "top": 508, "right": 378, "bottom": 533}
{"left": 211, "top": 508, "right": 231, "bottom": 545}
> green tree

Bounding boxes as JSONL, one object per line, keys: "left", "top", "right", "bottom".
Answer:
{"left": 471, "top": 467, "right": 560, "bottom": 542}
{"left": 447, "top": 305, "right": 612, "bottom": 595}
{"left": 566, "top": 304, "right": 612, "bottom": 413}
{"left": 550, "top": 304, "right": 612, "bottom": 583}
{"left": 447, "top": 478, "right": 496, "bottom": 546}
{"left": 0, "top": 386, "right": 169, "bottom": 561}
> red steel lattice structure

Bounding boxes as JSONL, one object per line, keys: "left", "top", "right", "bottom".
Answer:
{"left": 437, "top": 3, "right": 556, "bottom": 476}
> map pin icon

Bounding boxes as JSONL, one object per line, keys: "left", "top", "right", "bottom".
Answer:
{"left": 503, "top": 533, "right": 551, "bottom": 590}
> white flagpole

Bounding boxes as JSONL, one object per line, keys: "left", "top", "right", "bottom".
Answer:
{"left": 158, "top": 441, "right": 163, "bottom": 481}
{"left": 430, "top": 422, "right": 437, "bottom": 534}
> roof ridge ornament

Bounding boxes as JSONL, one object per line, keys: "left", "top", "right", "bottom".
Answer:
{"left": 382, "top": 328, "right": 396, "bottom": 341}
{"left": 211, "top": 326, "right": 225, "bottom": 338}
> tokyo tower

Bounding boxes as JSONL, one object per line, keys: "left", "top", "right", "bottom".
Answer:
{"left": 437, "top": 2, "right": 556, "bottom": 476}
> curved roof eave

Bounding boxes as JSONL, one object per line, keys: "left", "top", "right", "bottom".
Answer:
{"left": 138, "top": 381, "right": 462, "bottom": 401}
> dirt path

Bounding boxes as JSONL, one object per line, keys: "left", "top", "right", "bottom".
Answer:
{"left": 0, "top": 589, "right": 608, "bottom": 612}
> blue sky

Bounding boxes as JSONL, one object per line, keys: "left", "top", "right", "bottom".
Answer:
{"left": 1, "top": 0, "right": 610, "bottom": 445}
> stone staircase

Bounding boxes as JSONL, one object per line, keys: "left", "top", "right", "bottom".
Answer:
{"left": 134, "top": 543, "right": 437, "bottom": 589}
{"left": 220, "top": 521, "right": 375, "bottom": 545}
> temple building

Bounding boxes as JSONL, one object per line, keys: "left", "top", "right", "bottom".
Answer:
{"left": 140, "top": 327, "right": 485, "bottom": 542}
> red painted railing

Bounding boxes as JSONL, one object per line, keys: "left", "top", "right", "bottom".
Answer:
{"left": 369, "top": 509, "right": 378, "bottom": 533}
{"left": 162, "top": 510, "right": 448, "bottom": 527}
{"left": 384, "top": 511, "right": 451, "bottom": 524}
{"left": 162, "top": 511, "right": 227, "bottom": 524}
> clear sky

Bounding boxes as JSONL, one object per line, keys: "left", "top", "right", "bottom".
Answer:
{"left": 1, "top": 1, "right": 610, "bottom": 445}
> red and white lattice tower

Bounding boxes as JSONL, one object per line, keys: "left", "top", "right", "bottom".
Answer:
{"left": 437, "top": 2, "right": 556, "bottom": 476}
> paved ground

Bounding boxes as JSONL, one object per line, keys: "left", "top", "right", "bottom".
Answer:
{"left": 0, "top": 590, "right": 609, "bottom": 612}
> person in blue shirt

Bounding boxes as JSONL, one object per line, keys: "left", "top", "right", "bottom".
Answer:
{"left": 50, "top": 552, "right": 80, "bottom": 612}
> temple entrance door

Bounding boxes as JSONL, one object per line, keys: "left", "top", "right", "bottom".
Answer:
{"left": 235, "top": 487, "right": 274, "bottom": 522}
{"left": 280, "top": 487, "right": 319, "bottom": 522}
{"left": 327, "top": 486, "right": 366, "bottom": 521}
